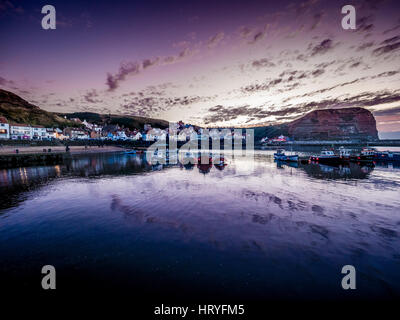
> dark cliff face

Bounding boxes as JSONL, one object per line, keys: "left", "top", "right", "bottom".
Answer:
{"left": 288, "top": 107, "right": 378, "bottom": 140}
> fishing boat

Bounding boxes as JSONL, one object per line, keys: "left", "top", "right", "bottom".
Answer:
{"left": 213, "top": 156, "right": 227, "bottom": 167}
{"left": 374, "top": 150, "right": 400, "bottom": 162}
{"left": 310, "top": 150, "right": 343, "bottom": 164}
{"left": 274, "top": 149, "right": 286, "bottom": 160}
{"left": 273, "top": 149, "right": 299, "bottom": 162}
{"left": 338, "top": 146, "right": 351, "bottom": 162}
{"left": 350, "top": 147, "right": 375, "bottom": 163}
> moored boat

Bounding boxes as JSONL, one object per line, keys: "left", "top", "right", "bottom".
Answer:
{"left": 124, "top": 149, "right": 137, "bottom": 154}
{"left": 338, "top": 146, "right": 351, "bottom": 162}
{"left": 310, "top": 150, "right": 343, "bottom": 164}
{"left": 374, "top": 150, "right": 400, "bottom": 162}
{"left": 274, "top": 149, "right": 299, "bottom": 162}
{"left": 350, "top": 147, "right": 375, "bottom": 163}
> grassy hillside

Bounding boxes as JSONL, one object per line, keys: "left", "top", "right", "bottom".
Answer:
{"left": 0, "top": 89, "right": 76, "bottom": 128}
{"left": 251, "top": 124, "right": 289, "bottom": 142}
{"left": 58, "top": 112, "right": 169, "bottom": 130}
{"left": 0, "top": 89, "right": 169, "bottom": 130}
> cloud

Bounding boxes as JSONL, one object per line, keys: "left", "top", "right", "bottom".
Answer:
{"left": 142, "top": 57, "right": 160, "bottom": 69}
{"left": 118, "top": 87, "right": 215, "bottom": 118}
{"left": 83, "top": 89, "right": 102, "bottom": 104}
{"left": 372, "top": 42, "right": 400, "bottom": 56}
{"left": 298, "top": 90, "right": 400, "bottom": 110}
{"left": 0, "top": 0, "right": 24, "bottom": 15}
{"left": 241, "top": 66, "right": 327, "bottom": 94}
{"left": 356, "top": 15, "right": 374, "bottom": 33}
{"left": 204, "top": 105, "right": 260, "bottom": 124}
{"left": 0, "top": 76, "right": 15, "bottom": 86}
{"left": 372, "top": 106, "right": 400, "bottom": 116}
{"left": 312, "top": 68, "right": 325, "bottom": 76}
{"left": 106, "top": 62, "right": 141, "bottom": 91}
{"left": 251, "top": 58, "right": 276, "bottom": 69}
{"left": 251, "top": 31, "right": 265, "bottom": 43}
{"left": 357, "top": 41, "right": 374, "bottom": 51}
{"left": 380, "top": 35, "right": 400, "bottom": 45}
{"left": 310, "top": 39, "right": 333, "bottom": 56}
{"left": 207, "top": 32, "right": 224, "bottom": 48}
{"left": 203, "top": 88, "right": 400, "bottom": 126}
{"left": 237, "top": 26, "right": 252, "bottom": 39}
{"left": 106, "top": 48, "right": 195, "bottom": 91}
{"left": 310, "top": 12, "right": 324, "bottom": 30}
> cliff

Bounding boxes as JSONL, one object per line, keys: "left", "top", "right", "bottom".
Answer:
{"left": 287, "top": 107, "right": 378, "bottom": 140}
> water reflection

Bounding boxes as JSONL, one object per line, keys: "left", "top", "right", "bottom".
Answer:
{"left": 1, "top": 151, "right": 400, "bottom": 299}
{"left": 275, "top": 160, "right": 375, "bottom": 180}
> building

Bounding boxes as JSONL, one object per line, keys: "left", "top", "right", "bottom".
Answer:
{"left": 10, "top": 123, "right": 32, "bottom": 140}
{"left": 0, "top": 117, "right": 10, "bottom": 139}
{"left": 90, "top": 130, "right": 101, "bottom": 139}
{"left": 31, "top": 125, "right": 47, "bottom": 140}
{"left": 63, "top": 127, "right": 89, "bottom": 139}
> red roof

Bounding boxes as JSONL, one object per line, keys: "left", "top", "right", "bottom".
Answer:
{"left": 0, "top": 117, "right": 8, "bottom": 124}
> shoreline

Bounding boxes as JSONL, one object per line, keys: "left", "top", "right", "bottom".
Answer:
{"left": 0, "top": 145, "right": 124, "bottom": 156}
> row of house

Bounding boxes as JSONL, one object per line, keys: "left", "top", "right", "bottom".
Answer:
{"left": 0, "top": 116, "right": 248, "bottom": 142}
{"left": 0, "top": 117, "right": 66, "bottom": 140}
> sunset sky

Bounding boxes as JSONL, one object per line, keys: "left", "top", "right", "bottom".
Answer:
{"left": 1, "top": 0, "right": 400, "bottom": 134}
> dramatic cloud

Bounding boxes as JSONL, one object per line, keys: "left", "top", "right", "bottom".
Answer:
{"left": 106, "top": 48, "right": 194, "bottom": 91}
{"left": 106, "top": 62, "right": 141, "bottom": 91}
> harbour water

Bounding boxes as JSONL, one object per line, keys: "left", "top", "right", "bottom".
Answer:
{"left": 0, "top": 150, "right": 399, "bottom": 300}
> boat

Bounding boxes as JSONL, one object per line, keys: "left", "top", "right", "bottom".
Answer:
{"left": 374, "top": 150, "right": 400, "bottom": 162}
{"left": 124, "top": 149, "right": 137, "bottom": 154}
{"left": 350, "top": 147, "right": 375, "bottom": 163}
{"left": 274, "top": 149, "right": 299, "bottom": 162}
{"left": 213, "top": 156, "right": 227, "bottom": 167}
{"left": 338, "top": 146, "right": 351, "bottom": 162}
{"left": 309, "top": 150, "right": 343, "bottom": 164}
{"left": 274, "top": 149, "right": 286, "bottom": 160}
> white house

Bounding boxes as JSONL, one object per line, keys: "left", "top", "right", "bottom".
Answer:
{"left": 131, "top": 132, "right": 142, "bottom": 141}
{"left": 31, "top": 125, "right": 47, "bottom": 140}
{"left": 82, "top": 120, "right": 93, "bottom": 130}
{"left": 63, "top": 127, "right": 89, "bottom": 139}
{"left": 10, "top": 124, "right": 32, "bottom": 140}
{"left": 0, "top": 117, "right": 10, "bottom": 139}
{"left": 116, "top": 130, "right": 128, "bottom": 140}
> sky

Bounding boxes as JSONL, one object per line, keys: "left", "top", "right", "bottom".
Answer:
{"left": 0, "top": 0, "right": 400, "bottom": 134}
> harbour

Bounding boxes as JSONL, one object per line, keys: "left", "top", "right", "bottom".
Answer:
{"left": 1, "top": 149, "right": 399, "bottom": 300}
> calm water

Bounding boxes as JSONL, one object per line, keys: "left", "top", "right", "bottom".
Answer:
{"left": 1, "top": 150, "right": 399, "bottom": 300}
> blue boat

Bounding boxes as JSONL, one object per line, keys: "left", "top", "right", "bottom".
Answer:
{"left": 124, "top": 150, "right": 137, "bottom": 154}
{"left": 274, "top": 149, "right": 299, "bottom": 162}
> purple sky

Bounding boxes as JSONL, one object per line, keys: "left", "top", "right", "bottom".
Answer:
{"left": 1, "top": 0, "right": 400, "bottom": 133}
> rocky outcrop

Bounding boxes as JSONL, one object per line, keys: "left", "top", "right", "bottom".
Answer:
{"left": 288, "top": 107, "right": 378, "bottom": 140}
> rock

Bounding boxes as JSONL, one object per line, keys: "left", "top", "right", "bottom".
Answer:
{"left": 288, "top": 107, "right": 378, "bottom": 140}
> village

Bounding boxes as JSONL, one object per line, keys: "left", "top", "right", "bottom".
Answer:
{"left": 0, "top": 116, "right": 254, "bottom": 143}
